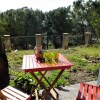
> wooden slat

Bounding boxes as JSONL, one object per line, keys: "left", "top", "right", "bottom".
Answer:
{"left": 32, "top": 55, "right": 38, "bottom": 68}
{"left": 2, "top": 86, "right": 30, "bottom": 100}
{"left": 7, "top": 86, "right": 29, "bottom": 97}
{"left": 2, "top": 90, "right": 18, "bottom": 100}
{"left": 22, "top": 55, "right": 27, "bottom": 69}
{"left": 50, "top": 89, "right": 57, "bottom": 100}
{"left": 35, "top": 89, "right": 38, "bottom": 100}
{"left": 3, "top": 88, "right": 26, "bottom": 100}
{"left": 98, "top": 87, "right": 100, "bottom": 100}
{"left": 92, "top": 86, "right": 97, "bottom": 100}
{"left": 87, "top": 85, "right": 93, "bottom": 100}
{"left": 82, "top": 84, "right": 88, "bottom": 100}
{"left": 76, "top": 83, "right": 84, "bottom": 100}
{"left": 26, "top": 55, "right": 30, "bottom": 69}
{"left": 29, "top": 55, "right": 34, "bottom": 69}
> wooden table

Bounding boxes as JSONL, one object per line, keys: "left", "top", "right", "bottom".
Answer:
{"left": 22, "top": 54, "right": 73, "bottom": 100}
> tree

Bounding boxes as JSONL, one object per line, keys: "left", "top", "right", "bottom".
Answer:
{"left": 72, "top": 0, "right": 87, "bottom": 44}
{"left": 85, "top": 0, "right": 100, "bottom": 39}
{"left": 44, "top": 7, "right": 73, "bottom": 48}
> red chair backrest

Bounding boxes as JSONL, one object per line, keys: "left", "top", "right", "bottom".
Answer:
{"left": 76, "top": 82, "right": 100, "bottom": 100}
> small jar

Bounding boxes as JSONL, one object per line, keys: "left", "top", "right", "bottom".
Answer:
{"left": 34, "top": 45, "right": 44, "bottom": 62}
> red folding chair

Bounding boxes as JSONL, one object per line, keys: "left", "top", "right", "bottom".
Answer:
{"left": 76, "top": 82, "right": 100, "bottom": 100}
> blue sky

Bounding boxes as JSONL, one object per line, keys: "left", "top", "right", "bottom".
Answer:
{"left": 0, "top": 0, "right": 78, "bottom": 12}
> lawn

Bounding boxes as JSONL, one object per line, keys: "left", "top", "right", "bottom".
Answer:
{"left": 7, "top": 45, "right": 100, "bottom": 93}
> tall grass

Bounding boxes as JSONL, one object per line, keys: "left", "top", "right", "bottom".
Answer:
{"left": 7, "top": 45, "right": 100, "bottom": 87}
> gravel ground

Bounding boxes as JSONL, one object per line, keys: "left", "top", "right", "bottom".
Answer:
{"left": 34, "top": 81, "right": 97, "bottom": 100}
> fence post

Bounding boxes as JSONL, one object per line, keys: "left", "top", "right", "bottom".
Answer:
{"left": 36, "top": 34, "right": 42, "bottom": 46}
{"left": 62, "top": 33, "right": 69, "bottom": 49}
{"left": 85, "top": 32, "right": 92, "bottom": 46}
{"left": 4, "top": 35, "right": 11, "bottom": 52}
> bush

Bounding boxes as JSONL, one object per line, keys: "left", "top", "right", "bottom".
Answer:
{"left": 13, "top": 73, "right": 35, "bottom": 94}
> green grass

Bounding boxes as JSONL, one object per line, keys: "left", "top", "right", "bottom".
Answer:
{"left": 7, "top": 50, "right": 34, "bottom": 66}
{"left": 75, "top": 46, "right": 100, "bottom": 57}
{"left": 7, "top": 45, "right": 100, "bottom": 90}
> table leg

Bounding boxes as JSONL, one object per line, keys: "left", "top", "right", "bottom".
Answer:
{"left": 31, "top": 69, "right": 64, "bottom": 100}
{"left": 41, "top": 70, "right": 64, "bottom": 100}
{"left": 40, "top": 71, "right": 58, "bottom": 96}
{"left": 30, "top": 71, "right": 47, "bottom": 96}
{"left": 31, "top": 72, "right": 56, "bottom": 100}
